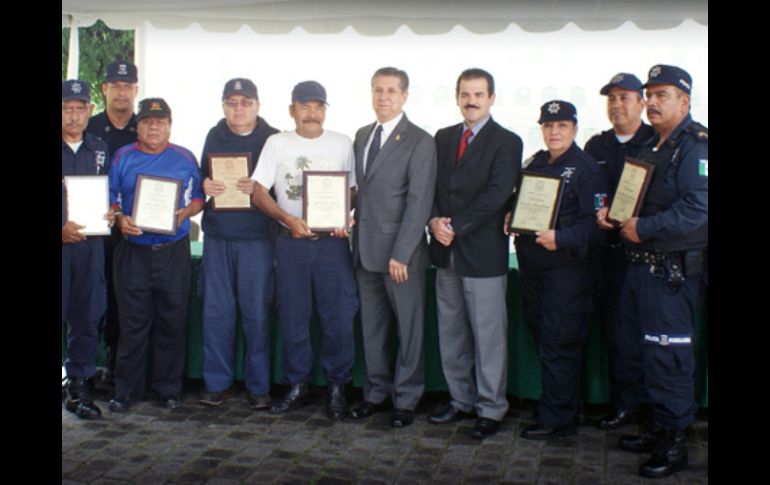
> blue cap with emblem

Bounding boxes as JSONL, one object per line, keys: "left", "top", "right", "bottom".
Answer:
{"left": 62, "top": 79, "right": 90, "bottom": 103}
{"left": 222, "top": 78, "right": 258, "bottom": 101}
{"left": 599, "top": 72, "right": 643, "bottom": 96}
{"left": 136, "top": 97, "right": 172, "bottom": 122}
{"left": 643, "top": 64, "right": 692, "bottom": 95}
{"left": 105, "top": 60, "right": 138, "bottom": 83}
{"left": 292, "top": 80, "right": 327, "bottom": 104}
{"left": 538, "top": 100, "right": 577, "bottom": 124}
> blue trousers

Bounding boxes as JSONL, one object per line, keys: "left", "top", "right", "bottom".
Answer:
{"left": 200, "top": 236, "right": 274, "bottom": 396}
{"left": 621, "top": 263, "right": 703, "bottom": 429}
{"left": 62, "top": 238, "right": 106, "bottom": 378}
{"left": 519, "top": 261, "right": 594, "bottom": 428}
{"left": 275, "top": 233, "right": 358, "bottom": 385}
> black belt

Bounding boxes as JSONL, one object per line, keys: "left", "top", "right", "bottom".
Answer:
{"left": 278, "top": 226, "right": 330, "bottom": 239}
{"left": 625, "top": 248, "right": 666, "bottom": 265}
{"left": 131, "top": 239, "right": 180, "bottom": 252}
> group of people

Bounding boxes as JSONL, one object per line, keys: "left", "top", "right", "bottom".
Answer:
{"left": 62, "top": 60, "right": 707, "bottom": 479}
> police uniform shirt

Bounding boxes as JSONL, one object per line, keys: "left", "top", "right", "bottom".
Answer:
{"left": 86, "top": 111, "right": 138, "bottom": 159}
{"left": 62, "top": 133, "right": 109, "bottom": 226}
{"left": 584, "top": 122, "right": 655, "bottom": 197}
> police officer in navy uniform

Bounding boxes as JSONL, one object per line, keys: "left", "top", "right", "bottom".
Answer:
{"left": 506, "top": 100, "right": 602, "bottom": 440}
{"left": 585, "top": 73, "right": 655, "bottom": 430}
{"left": 62, "top": 79, "right": 110, "bottom": 419}
{"left": 85, "top": 60, "right": 139, "bottom": 385}
{"left": 597, "top": 65, "right": 707, "bottom": 478}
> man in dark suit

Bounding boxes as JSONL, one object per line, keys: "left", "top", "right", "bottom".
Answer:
{"left": 427, "top": 68, "right": 522, "bottom": 439}
{"left": 350, "top": 67, "right": 437, "bottom": 428}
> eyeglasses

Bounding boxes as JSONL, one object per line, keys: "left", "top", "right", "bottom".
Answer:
{"left": 223, "top": 99, "right": 256, "bottom": 108}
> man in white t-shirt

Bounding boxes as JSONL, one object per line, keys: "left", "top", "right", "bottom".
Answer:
{"left": 251, "top": 81, "right": 358, "bottom": 420}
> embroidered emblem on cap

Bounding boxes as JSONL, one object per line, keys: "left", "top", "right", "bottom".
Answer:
{"left": 547, "top": 102, "right": 561, "bottom": 114}
{"left": 118, "top": 64, "right": 128, "bottom": 75}
{"left": 611, "top": 74, "right": 624, "bottom": 84}
{"left": 234, "top": 80, "right": 242, "bottom": 90}
{"left": 650, "top": 66, "right": 662, "bottom": 78}
{"left": 150, "top": 101, "right": 162, "bottom": 110}
{"left": 679, "top": 78, "right": 691, "bottom": 90}
{"left": 71, "top": 82, "right": 83, "bottom": 94}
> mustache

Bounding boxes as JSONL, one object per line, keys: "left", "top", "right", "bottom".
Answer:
{"left": 463, "top": 104, "right": 480, "bottom": 110}
{"left": 647, "top": 108, "right": 661, "bottom": 116}
{"left": 301, "top": 119, "right": 321, "bottom": 123}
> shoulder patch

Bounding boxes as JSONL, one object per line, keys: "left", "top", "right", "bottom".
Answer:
{"left": 685, "top": 122, "right": 708, "bottom": 142}
{"left": 698, "top": 159, "right": 708, "bottom": 177}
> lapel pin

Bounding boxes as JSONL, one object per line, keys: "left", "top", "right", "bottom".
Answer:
{"left": 395, "top": 134, "right": 401, "bottom": 141}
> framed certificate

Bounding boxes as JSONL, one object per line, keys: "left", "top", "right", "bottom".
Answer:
{"left": 208, "top": 152, "right": 253, "bottom": 211}
{"left": 132, "top": 174, "right": 182, "bottom": 235}
{"left": 608, "top": 157, "right": 655, "bottom": 226}
{"left": 302, "top": 171, "right": 350, "bottom": 231}
{"left": 509, "top": 171, "right": 564, "bottom": 235}
{"left": 63, "top": 175, "right": 111, "bottom": 236}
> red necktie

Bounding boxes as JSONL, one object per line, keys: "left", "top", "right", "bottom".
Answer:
{"left": 457, "top": 129, "right": 472, "bottom": 162}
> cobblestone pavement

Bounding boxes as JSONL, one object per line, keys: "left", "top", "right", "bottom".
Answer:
{"left": 62, "top": 380, "right": 708, "bottom": 484}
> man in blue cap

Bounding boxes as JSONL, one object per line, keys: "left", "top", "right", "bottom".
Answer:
{"left": 197, "top": 78, "right": 279, "bottom": 410}
{"left": 597, "top": 64, "right": 707, "bottom": 478}
{"left": 62, "top": 79, "right": 110, "bottom": 419}
{"left": 86, "top": 59, "right": 140, "bottom": 387}
{"left": 585, "top": 73, "right": 655, "bottom": 431}
{"left": 251, "top": 81, "right": 358, "bottom": 420}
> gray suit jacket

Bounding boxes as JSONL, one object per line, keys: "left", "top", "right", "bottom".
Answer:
{"left": 352, "top": 114, "right": 438, "bottom": 273}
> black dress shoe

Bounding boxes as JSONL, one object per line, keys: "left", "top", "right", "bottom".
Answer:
{"left": 109, "top": 396, "right": 133, "bottom": 413}
{"left": 270, "top": 383, "right": 310, "bottom": 414}
{"left": 326, "top": 383, "right": 349, "bottom": 420}
{"left": 160, "top": 395, "right": 181, "bottom": 409}
{"left": 391, "top": 408, "right": 414, "bottom": 428}
{"left": 428, "top": 404, "right": 475, "bottom": 424}
{"left": 639, "top": 428, "right": 688, "bottom": 478}
{"left": 520, "top": 423, "right": 576, "bottom": 440}
{"left": 472, "top": 418, "right": 500, "bottom": 439}
{"left": 598, "top": 408, "right": 640, "bottom": 430}
{"left": 65, "top": 377, "right": 102, "bottom": 419}
{"left": 349, "top": 400, "right": 390, "bottom": 419}
{"left": 619, "top": 422, "right": 664, "bottom": 453}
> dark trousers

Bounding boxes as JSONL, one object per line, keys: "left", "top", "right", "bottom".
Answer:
{"left": 597, "top": 245, "right": 647, "bottom": 412}
{"left": 621, "top": 263, "right": 703, "bottom": 429}
{"left": 101, "top": 230, "right": 123, "bottom": 370}
{"left": 113, "top": 237, "right": 191, "bottom": 399}
{"left": 200, "top": 236, "right": 274, "bottom": 396}
{"left": 275, "top": 233, "right": 358, "bottom": 385}
{"left": 62, "top": 238, "right": 106, "bottom": 378}
{"left": 520, "top": 262, "right": 594, "bottom": 428}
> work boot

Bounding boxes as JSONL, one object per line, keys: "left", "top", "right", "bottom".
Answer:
{"left": 65, "top": 377, "right": 102, "bottom": 420}
{"left": 639, "top": 428, "right": 688, "bottom": 478}
{"left": 620, "top": 420, "right": 664, "bottom": 453}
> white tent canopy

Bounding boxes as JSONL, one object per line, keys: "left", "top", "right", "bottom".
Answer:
{"left": 63, "top": 0, "right": 707, "bottom": 33}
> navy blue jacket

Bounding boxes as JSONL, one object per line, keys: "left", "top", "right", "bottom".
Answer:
{"left": 86, "top": 111, "right": 138, "bottom": 161}
{"left": 514, "top": 142, "right": 601, "bottom": 266}
{"left": 199, "top": 117, "right": 279, "bottom": 240}
{"left": 62, "top": 133, "right": 109, "bottom": 227}
{"left": 584, "top": 122, "right": 655, "bottom": 197}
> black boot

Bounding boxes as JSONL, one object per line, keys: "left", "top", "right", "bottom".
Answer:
{"left": 639, "top": 428, "right": 688, "bottom": 478}
{"left": 270, "top": 384, "right": 310, "bottom": 414}
{"left": 619, "top": 421, "right": 664, "bottom": 453}
{"left": 326, "top": 383, "right": 348, "bottom": 420}
{"left": 65, "top": 377, "right": 102, "bottom": 420}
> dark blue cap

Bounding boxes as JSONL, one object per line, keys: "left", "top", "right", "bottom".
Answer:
{"left": 643, "top": 64, "right": 692, "bottom": 95}
{"left": 292, "top": 80, "right": 327, "bottom": 104}
{"left": 105, "top": 60, "right": 138, "bottom": 83}
{"left": 222, "top": 78, "right": 258, "bottom": 100}
{"left": 136, "top": 97, "right": 172, "bottom": 122}
{"left": 62, "top": 79, "right": 90, "bottom": 103}
{"left": 538, "top": 100, "right": 577, "bottom": 124}
{"left": 599, "top": 72, "right": 643, "bottom": 96}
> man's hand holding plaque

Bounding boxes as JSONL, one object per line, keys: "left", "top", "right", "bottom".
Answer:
{"left": 607, "top": 157, "right": 654, "bottom": 226}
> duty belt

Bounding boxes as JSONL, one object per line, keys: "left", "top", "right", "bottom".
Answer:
{"left": 625, "top": 249, "right": 666, "bottom": 265}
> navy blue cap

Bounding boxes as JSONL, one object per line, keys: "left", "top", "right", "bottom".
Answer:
{"left": 222, "top": 78, "right": 258, "bottom": 101}
{"left": 538, "top": 100, "right": 577, "bottom": 124}
{"left": 62, "top": 79, "right": 90, "bottom": 103}
{"left": 292, "top": 80, "right": 327, "bottom": 104}
{"left": 105, "top": 60, "right": 138, "bottom": 83}
{"left": 599, "top": 72, "right": 643, "bottom": 96}
{"left": 136, "top": 97, "right": 172, "bottom": 122}
{"left": 643, "top": 64, "right": 692, "bottom": 95}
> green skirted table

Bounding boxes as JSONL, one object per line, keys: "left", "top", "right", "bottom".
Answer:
{"left": 63, "top": 241, "right": 707, "bottom": 407}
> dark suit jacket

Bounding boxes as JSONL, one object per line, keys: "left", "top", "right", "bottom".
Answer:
{"left": 429, "top": 117, "right": 522, "bottom": 277}
{"left": 352, "top": 114, "right": 438, "bottom": 273}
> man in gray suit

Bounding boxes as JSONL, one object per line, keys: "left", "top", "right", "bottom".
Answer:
{"left": 350, "top": 67, "right": 438, "bottom": 428}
